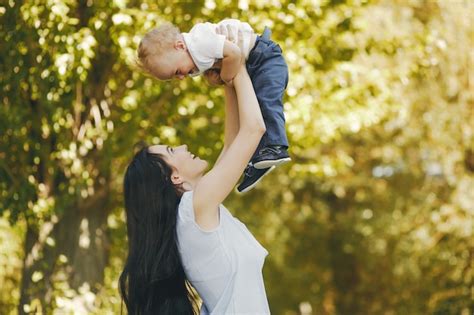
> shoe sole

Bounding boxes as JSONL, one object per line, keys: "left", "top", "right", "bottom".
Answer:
{"left": 253, "top": 157, "right": 291, "bottom": 169}
{"left": 236, "top": 166, "right": 276, "bottom": 194}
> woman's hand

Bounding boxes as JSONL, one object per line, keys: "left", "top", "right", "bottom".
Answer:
{"left": 218, "top": 24, "right": 245, "bottom": 48}
{"left": 218, "top": 24, "right": 245, "bottom": 61}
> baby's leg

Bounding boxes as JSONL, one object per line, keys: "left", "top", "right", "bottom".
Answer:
{"left": 249, "top": 55, "right": 288, "bottom": 149}
{"left": 236, "top": 30, "right": 290, "bottom": 194}
{"left": 246, "top": 38, "right": 289, "bottom": 167}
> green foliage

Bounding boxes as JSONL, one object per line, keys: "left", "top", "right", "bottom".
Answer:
{"left": 0, "top": 0, "right": 472, "bottom": 314}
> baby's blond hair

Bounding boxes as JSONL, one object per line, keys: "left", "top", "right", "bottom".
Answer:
{"left": 137, "top": 23, "right": 181, "bottom": 75}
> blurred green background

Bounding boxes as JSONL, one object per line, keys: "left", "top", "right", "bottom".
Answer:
{"left": 0, "top": 0, "right": 473, "bottom": 314}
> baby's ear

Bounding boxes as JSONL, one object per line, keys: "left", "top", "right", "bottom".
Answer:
{"left": 174, "top": 39, "right": 187, "bottom": 51}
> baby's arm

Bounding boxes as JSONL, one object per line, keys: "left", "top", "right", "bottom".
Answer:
{"left": 220, "top": 40, "right": 242, "bottom": 85}
{"left": 204, "top": 69, "right": 224, "bottom": 86}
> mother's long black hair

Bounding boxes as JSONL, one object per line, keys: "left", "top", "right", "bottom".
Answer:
{"left": 119, "top": 146, "right": 198, "bottom": 314}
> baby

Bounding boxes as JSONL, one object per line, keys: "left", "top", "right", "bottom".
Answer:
{"left": 138, "top": 19, "right": 290, "bottom": 193}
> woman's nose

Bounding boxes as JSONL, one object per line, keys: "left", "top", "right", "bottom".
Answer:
{"left": 179, "top": 144, "right": 188, "bottom": 151}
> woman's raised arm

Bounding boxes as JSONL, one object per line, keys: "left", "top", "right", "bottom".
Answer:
{"left": 193, "top": 66, "right": 265, "bottom": 230}
{"left": 215, "top": 84, "right": 239, "bottom": 166}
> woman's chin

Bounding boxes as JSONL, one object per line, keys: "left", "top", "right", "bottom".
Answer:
{"left": 197, "top": 159, "right": 209, "bottom": 173}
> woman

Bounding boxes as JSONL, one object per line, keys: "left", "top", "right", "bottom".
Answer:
{"left": 119, "top": 60, "right": 271, "bottom": 314}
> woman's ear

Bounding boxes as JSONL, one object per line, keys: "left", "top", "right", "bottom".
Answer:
{"left": 171, "top": 172, "right": 182, "bottom": 186}
{"left": 171, "top": 172, "right": 192, "bottom": 194}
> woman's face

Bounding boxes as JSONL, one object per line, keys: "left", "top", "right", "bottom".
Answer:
{"left": 148, "top": 144, "right": 208, "bottom": 184}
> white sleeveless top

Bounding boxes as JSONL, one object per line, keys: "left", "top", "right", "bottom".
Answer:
{"left": 176, "top": 191, "right": 270, "bottom": 314}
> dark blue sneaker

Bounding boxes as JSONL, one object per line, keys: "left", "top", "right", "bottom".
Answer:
{"left": 253, "top": 145, "right": 291, "bottom": 169}
{"left": 236, "top": 164, "right": 276, "bottom": 194}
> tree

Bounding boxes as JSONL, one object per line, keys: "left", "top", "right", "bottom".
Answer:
{"left": 0, "top": 0, "right": 472, "bottom": 314}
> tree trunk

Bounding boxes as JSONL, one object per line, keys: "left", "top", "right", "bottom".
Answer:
{"left": 326, "top": 192, "right": 361, "bottom": 315}
{"left": 18, "top": 186, "right": 110, "bottom": 314}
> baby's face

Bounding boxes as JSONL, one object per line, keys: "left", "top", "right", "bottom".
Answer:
{"left": 150, "top": 47, "right": 198, "bottom": 81}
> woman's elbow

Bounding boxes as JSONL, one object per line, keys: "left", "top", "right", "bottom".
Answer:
{"left": 250, "top": 123, "right": 266, "bottom": 138}
{"left": 256, "top": 123, "right": 266, "bottom": 135}
{"left": 241, "top": 123, "right": 265, "bottom": 139}
{"left": 248, "top": 120, "right": 266, "bottom": 133}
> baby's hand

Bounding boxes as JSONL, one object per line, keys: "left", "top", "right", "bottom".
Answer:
{"left": 204, "top": 69, "right": 224, "bottom": 87}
